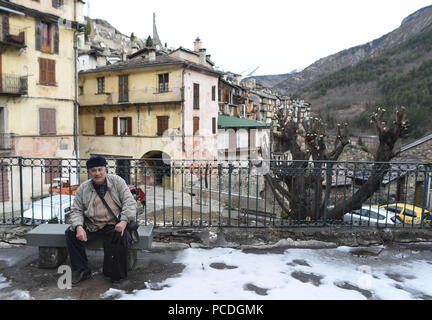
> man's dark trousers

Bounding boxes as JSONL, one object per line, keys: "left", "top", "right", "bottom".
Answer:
{"left": 65, "top": 225, "right": 128, "bottom": 281}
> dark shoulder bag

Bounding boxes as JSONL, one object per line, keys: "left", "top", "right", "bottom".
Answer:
{"left": 96, "top": 194, "right": 140, "bottom": 245}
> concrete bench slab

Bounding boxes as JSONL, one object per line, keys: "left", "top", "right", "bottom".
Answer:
{"left": 24, "top": 224, "right": 153, "bottom": 268}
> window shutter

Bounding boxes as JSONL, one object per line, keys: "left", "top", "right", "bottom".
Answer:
{"left": 2, "top": 13, "right": 9, "bottom": 40}
{"left": 212, "top": 117, "right": 216, "bottom": 134}
{"left": 35, "top": 18, "right": 42, "bottom": 51}
{"left": 157, "top": 116, "right": 169, "bottom": 136}
{"left": 53, "top": 23, "right": 59, "bottom": 54}
{"left": 49, "top": 109, "right": 56, "bottom": 134}
{"left": 127, "top": 117, "right": 132, "bottom": 136}
{"left": 0, "top": 164, "right": 9, "bottom": 202}
{"left": 95, "top": 117, "right": 104, "bottom": 135}
{"left": 48, "top": 60, "right": 56, "bottom": 84}
{"left": 193, "top": 83, "right": 200, "bottom": 109}
{"left": 40, "top": 108, "right": 56, "bottom": 135}
{"left": 113, "top": 117, "right": 118, "bottom": 135}
{"left": 39, "top": 58, "right": 45, "bottom": 83}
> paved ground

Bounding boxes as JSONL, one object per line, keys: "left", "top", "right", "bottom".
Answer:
{"left": 0, "top": 241, "right": 431, "bottom": 300}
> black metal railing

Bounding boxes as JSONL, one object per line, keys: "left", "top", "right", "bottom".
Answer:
{"left": 0, "top": 157, "right": 430, "bottom": 229}
{"left": 0, "top": 74, "right": 28, "bottom": 95}
{"left": 0, "top": 25, "right": 26, "bottom": 47}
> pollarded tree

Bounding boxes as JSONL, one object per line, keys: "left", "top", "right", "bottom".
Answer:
{"left": 266, "top": 106, "right": 408, "bottom": 221}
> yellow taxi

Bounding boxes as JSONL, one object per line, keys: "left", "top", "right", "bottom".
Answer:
{"left": 379, "top": 203, "right": 432, "bottom": 226}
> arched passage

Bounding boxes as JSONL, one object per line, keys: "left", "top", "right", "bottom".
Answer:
{"left": 139, "top": 150, "right": 171, "bottom": 186}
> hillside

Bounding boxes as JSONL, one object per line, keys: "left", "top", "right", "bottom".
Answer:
{"left": 84, "top": 17, "right": 145, "bottom": 56}
{"left": 297, "top": 15, "right": 432, "bottom": 138}
{"left": 267, "top": 5, "right": 432, "bottom": 96}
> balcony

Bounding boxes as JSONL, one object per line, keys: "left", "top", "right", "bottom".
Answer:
{"left": 79, "top": 86, "right": 183, "bottom": 106}
{"left": 0, "top": 24, "right": 26, "bottom": 49}
{"left": 0, "top": 74, "right": 28, "bottom": 96}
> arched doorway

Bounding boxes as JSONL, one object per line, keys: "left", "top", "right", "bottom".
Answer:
{"left": 139, "top": 151, "right": 171, "bottom": 186}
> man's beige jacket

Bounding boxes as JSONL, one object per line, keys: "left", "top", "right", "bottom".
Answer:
{"left": 69, "top": 174, "right": 137, "bottom": 232}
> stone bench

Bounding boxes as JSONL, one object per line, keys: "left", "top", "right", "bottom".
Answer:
{"left": 24, "top": 224, "right": 153, "bottom": 269}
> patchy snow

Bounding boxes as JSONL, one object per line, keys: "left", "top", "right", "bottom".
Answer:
{"left": 0, "top": 274, "right": 32, "bottom": 300}
{"left": 103, "top": 247, "right": 432, "bottom": 300}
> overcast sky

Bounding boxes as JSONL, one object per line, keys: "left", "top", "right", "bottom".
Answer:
{"left": 87, "top": 0, "right": 432, "bottom": 76}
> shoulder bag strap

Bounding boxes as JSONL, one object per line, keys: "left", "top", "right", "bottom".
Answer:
{"left": 96, "top": 192, "right": 121, "bottom": 223}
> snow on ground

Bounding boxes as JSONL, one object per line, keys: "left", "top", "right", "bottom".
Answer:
{"left": 103, "top": 246, "right": 432, "bottom": 300}
{"left": 0, "top": 273, "right": 32, "bottom": 300}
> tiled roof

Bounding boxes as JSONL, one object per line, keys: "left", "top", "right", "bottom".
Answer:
{"left": 80, "top": 54, "right": 223, "bottom": 76}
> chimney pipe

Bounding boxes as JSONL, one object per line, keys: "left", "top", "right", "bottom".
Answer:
{"left": 194, "top": 37, "right": 201, "bottom": 52}
{"left": 199, "top": 48, "right": 206, "bottom": 65}
{"left": 149, "top": 48, "right": 156, "bottom": 61}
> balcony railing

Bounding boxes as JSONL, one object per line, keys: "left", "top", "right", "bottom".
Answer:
{"left": 79, "top": 86, "right": 183, "bottom": 106}
{"left": 0, "top": 24, "right": 26, "bottom": 48}
{"left": 0, "top": 74, "right": 28, "bottom": 96}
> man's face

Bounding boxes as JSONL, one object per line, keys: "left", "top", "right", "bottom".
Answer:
{"left": 89, "top": 166, "right": 107, "bottom": 184}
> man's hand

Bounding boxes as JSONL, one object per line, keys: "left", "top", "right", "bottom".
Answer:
{"left": 76, "top": 226, "right": 87, "bottom": 242}
{"left": 115, "top": 221, "right": 128, "bottom": 236}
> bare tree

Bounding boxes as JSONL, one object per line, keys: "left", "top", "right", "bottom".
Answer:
{"left": 266, "top": 106, "right": 408, "bottom": 221}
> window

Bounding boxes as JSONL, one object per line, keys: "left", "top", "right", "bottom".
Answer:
{"left": 113, "top": 117, "right": 132, "bottom": 136}
{"left": 229, "top": 129, "right": 237, "bottom": 150}
{"left": 118, "top": 75, "right": 129, "bottom": 102}
{"left": 52, "top": 0, "right": 63, "bottom": 8}
{"left": 79, "top": 86, "right": 84, "bottom": 95}
{"left": 36, "top": 19, "right": 59, "bottom": 54}
{"left": 39, "top": 58, "right": 56, "bottom": 85}
{"left": 193, "top": 83, "right": 200, "bottom": 109}
{"left": 248, "top": 129, "right": 256, "bottom": 148}
{"left": 0, "top": 164, "right": 9, "bottom": 202}
{"left": 212, "top": 86, "right": 216, "bottom": 101}
{"left": 193, "top": 117, "right": 199, "bottom": 135}
{"left": 41, "top": 21, "right": 51, "bottom": 52}
{"left": 44, "top": 159, "right": 60, "bottom": 185}
{"left": 97, "top": 77, "right": 105, "bottom": 94}
{"left": 95, "top": 117, "right": 105, "bottom": 136}
{"left": 157, "top": 116, "right": 169, "bottom": 136}
{"left": 39, "top": 108, "right": 56, "bottom": 135}
{"left": 158, "top": 73, "right": 169, "bottom": 93}
{"left": 212, "top": 117, "right": 216, "bottom": 134}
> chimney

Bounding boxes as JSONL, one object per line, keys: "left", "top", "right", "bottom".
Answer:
{"left": 194, "top": 37, "right": 201, "bottom": 52}
{"left": 121, "top": 47, "right": 126, "bottom": 61}
{"left": 149, "top": 47, "right": 156, "bottom": 61}
{"left": 199, "top": 48, "right": 207, "bottom": 65}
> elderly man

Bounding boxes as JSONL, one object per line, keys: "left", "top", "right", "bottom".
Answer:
{"left": 65, "top": 156, "right": 137, "bottom": 285}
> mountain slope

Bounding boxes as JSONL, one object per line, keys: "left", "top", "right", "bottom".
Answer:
{"left": 297, "top": 20, "right": 432, "bottom": 138}
{"left": 272, "top": 5, "right": 432, "bottom": 95}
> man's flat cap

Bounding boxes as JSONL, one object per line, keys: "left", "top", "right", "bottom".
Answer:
{"left": 86, "top": 156, "right": 107, "bottom": 170}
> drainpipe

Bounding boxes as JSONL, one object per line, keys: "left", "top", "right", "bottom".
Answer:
{"left": 73, "top": 0, "right": 80, "bottom": 182}
{"left": 181, "top": 63, "right": 191, "bottom": 158}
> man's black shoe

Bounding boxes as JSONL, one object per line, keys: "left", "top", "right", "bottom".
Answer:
{"left": 72, "top": 269, "right": 91, "bottom": 286}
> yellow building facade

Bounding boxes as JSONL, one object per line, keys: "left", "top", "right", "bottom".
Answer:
{"left": 0, "top": 0, "right": 84, "bottom": 209}
{"left": 78, "top": 52, "right": 221, "bottom": 188}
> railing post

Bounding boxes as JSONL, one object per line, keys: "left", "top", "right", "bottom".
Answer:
{"left": 323, "top": 163, "right": 332, "bottom": 226}
{"left": 18, "top": 157, "right": 24, "bottom": 225}
{"left": 228, "top": 163, "right": 233, "bottom": 226}
{"left": 420, "top": 164, "right": 431, "bottom": 228}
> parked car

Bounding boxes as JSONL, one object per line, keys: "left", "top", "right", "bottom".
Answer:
{"left": 22, "top": 194, "right": 75, "bottom": 225}
{"left": 379, "top": 203, "right": 432, "bottom": 226}
{"left": 343, "top": 205, "right": 402, "bottom": 227}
